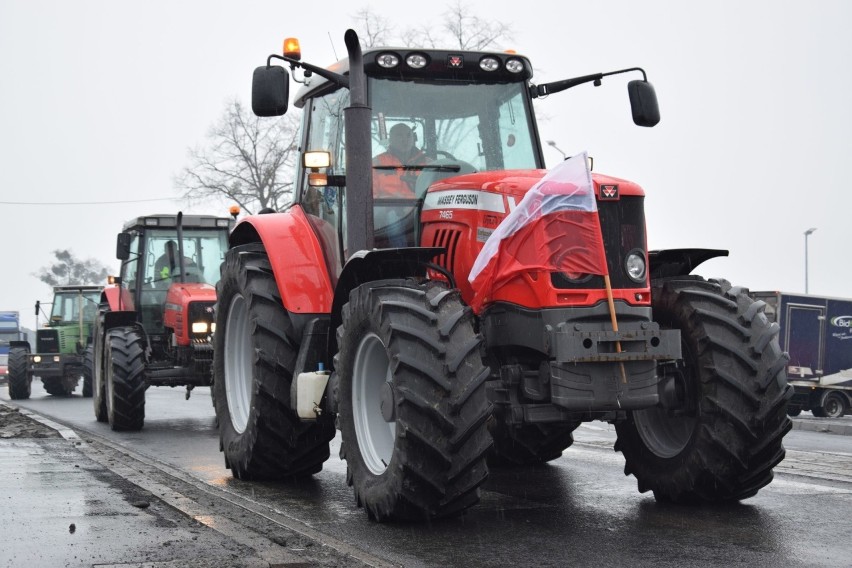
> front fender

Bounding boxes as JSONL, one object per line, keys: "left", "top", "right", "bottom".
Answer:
{"left": 648, "top": 248, "right": 728, "bottom": 280}
{"left": 229, "top": 207, "right": 335, "bottom": 314}
{"left": 329, "top": 247, "right": 443, "bottom": 347}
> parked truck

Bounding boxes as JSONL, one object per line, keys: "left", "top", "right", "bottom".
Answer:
{"left": 209, "top": 30, "right": 791, "bottom": 522}
{"left": 1, "top": 311, "right": 28, "bottom": 398}
{"left": 752, "top": 291, "right": 852, "bottom": 418}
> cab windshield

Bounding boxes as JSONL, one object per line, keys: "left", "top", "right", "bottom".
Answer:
{"left": 367, "top": 78, "right": 539, "bottom": 247}
{"left": 369, "top": 77, "right": 539, "bottom": 181}
{"left": 50, "top": 291, "right": 101, "bottom": 324}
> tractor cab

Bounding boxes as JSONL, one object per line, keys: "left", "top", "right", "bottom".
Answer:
{"left": 114, "top": 214, "right": 230, "bottom": 338}
{"left": 287, "top": 46, "right": 543, "bottom": 260}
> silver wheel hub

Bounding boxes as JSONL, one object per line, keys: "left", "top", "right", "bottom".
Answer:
{"left": 353, "top": 332, "right": 395, "bottom": 475}
{"left": 224, "top": 294, "right": 253, "bottom": 434}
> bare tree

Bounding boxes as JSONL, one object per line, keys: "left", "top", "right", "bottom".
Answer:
{"left": 34, "top": 250, "right": 110, "bottom": 287}
{"left": 355, "top": 1, "right": 512, "bottom": 50}
{"left": 439, "top": 0, "right": 513, "bottom": 50}
{"left": 176, "top": 100, "right": 301, "bottom": 215}
{"left": 352, "top": 7, "right": 392, "bottom": 47}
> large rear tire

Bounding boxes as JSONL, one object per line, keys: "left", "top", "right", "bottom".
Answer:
{"left": 105, "top": 326, "right": 146, "bottom": 431}
{"left": 335, "top": 279, "right": 492, "bottom": 521}
{"left": 615, "top": 278, "right": 791, "bottom": 503}
{"left": 8, "top": 346, "right": 32, "bottom": 400}
{"left": 213, "top": 243, "right": 335, "bottom": 480}
{"left": 82, "top": 344, "right": 93, "bottom": 398}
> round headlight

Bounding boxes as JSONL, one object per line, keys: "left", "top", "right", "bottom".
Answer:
{"left": 625, "top": 251, "right": 647, "bottom": 283}
{"left": 479, "top": 57, "right": 500, "bottom": 72}
{"left": 376, "top": 52, "right": 400, "bottom": 69}
{"left": 33, "top": 355, "right": 42, "bottom": 363}
{"left": 505, "top": 58, "right": 524, "bottom": 73}
{"left": 406, "top": 53, "right": 428, "bottom": 69}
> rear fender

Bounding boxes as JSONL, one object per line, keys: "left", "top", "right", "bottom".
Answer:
{"left": 102, "top": 285, "right": 135, "bottom": 312}
{"left": 648, "top": 248, "right": 728, "bottom": 280}
{"left": 229, "top": 208, "right": 335, "bottom": 314}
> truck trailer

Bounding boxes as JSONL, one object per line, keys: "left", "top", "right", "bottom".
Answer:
{"left": 752, "top": 291, "right": 852, "bottom": 418}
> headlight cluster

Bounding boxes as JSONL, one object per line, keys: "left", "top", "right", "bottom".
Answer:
{"left": 625, "top": 250, "right": 647, "bottom": 283}
{"left": 191, "top": 322, "right": 216, "bottom": 334}
{"left": 374, "top": 52, "right": 526, "bottom": 74}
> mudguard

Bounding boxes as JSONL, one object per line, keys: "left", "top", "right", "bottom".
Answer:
{"left": 229, "top": 207, "right": 335, "bottom": 314}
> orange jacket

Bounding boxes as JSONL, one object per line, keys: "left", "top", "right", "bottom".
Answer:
{"left": 373, "top": 151, "right": 431, "bottom": 198}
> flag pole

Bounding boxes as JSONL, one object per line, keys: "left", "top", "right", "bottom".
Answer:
{"left": 604, "top": 274, "right": 628, "bottom": 383}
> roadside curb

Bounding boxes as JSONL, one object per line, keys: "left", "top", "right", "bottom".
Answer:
{"left": 791, "top": 417, "right": 852, "bottom": 436}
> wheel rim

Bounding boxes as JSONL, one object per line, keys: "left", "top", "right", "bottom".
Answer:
{"left": 825, "top": 396, "right": 843, "bottom": 418}
{"left": 105, "top": 339, "right": 114, "bottom": 412}
{"left": 224, "top": 293, "right": 253, "bottom": 434}
{"left": 353, "top": 332, "right": 395, "bottom": 475}
{"left": 633, "top": 358, "right": 697, "bottom": 459}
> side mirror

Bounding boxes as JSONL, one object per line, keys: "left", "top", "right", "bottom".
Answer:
{"left": 116, "top": 232, "right": 132, "bottom": 261}
{"left": 627, "top": 80, "right": 660, "bottom": 127}
{"left": 252, "top": 66, "right": 289, "bottom": 117}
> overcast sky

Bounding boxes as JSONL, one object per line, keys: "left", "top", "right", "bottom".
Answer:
{"left": 1, "top": 0, "right": 847, "bottom": 331}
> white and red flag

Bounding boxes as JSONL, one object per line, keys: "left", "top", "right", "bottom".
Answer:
{"left": 468, "top": 152, "right": 608, "bottom": 311}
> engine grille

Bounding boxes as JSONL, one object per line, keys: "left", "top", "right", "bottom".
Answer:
{"left": 551, "top": 195, "right": 647, "bottom": 290}
{"left": 430, "top": 228, "right": 462, "bottom": 273}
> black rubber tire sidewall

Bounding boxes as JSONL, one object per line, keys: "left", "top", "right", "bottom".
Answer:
{"left": 213, "top": 243, "right": 334, "bottom": 480}
{"left": 336, "top": 279, "right": 492, "bottom": 521}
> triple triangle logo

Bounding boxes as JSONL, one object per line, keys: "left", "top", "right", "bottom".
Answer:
{"left": 600, "top": 185, "right": 619, "bottom": 200}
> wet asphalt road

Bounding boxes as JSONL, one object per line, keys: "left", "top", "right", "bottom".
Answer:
{"left": 4, "top": 380, "right": 852, "bottom": 568}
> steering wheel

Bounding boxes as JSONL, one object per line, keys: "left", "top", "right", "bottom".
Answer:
{"left": 436, "top": 150, "right": 458, "bottom": 160}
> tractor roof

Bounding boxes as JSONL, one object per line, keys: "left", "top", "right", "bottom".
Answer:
{"left": 294, "top": 46, "right": 533, "bottom": 108}
{"left": 121, "top": 214, "right": 232, "bottom": 232}
{"left": 53, "top": 285, "right": 103, "bottom": 293}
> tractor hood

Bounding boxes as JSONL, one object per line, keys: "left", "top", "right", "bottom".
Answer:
{"left": 424, "top": 169, "right": 646, "bottom": 206}
{"left": 165, "top": 282, "right": 217, "bottom": 306}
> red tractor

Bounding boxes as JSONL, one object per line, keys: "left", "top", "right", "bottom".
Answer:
{"left": 91, "top": 213, "right": 231, "bottom": 430}
{"left": 212, "top": 31, "right": 791, "bottom": 521}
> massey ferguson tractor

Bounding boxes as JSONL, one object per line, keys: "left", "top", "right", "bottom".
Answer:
{"left": 90, "top": 213, "right": 231, "bottom": 431}
{"left": 212, "top": 30, "right": 791, "bottom": 521}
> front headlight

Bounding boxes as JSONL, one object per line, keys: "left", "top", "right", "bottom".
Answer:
{"left": 625, "top": 250, "right": 647, "bottom": 283}
{"left": 191, "top": 322, "right": 209, "bottom": 334}
{"left": 33, "top": 355, "right": 42, "bottom": 363}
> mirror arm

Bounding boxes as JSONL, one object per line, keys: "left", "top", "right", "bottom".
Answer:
{"left": 531, "top": 67, "right": 648, "bottom": 98}
{"left": 266, "top": 54, "right": 349, "bottom": 89}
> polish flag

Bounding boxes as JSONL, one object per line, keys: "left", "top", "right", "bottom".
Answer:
{"left": 468, "top": 152, "right": 608, "bottom": 311}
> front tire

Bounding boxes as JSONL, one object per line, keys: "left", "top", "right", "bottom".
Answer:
{"left": 7, "top": 346, "right": 32, "bottom": 400}
{"left": 105, "top": 326, "right": 147, "bottom": 431}
{"left": 488, "top": 421, "right": 580, "bottom": 466}
{"left": 93, "top": 317, "right": 108, "bottom": 422}
{"left": 42, "top": 375, "right": 74, "bottom": 397}
{"left": 214, "top": 243, "right": 335, "bottom": 480}
{"left": 615, "top": 278, "right": 791, "bottom": 503}
{"left": 82, "top": 344, "right": 93, "bottom": 398}
{"left": 335, "top": 279, "right": 492, "bottom": 521}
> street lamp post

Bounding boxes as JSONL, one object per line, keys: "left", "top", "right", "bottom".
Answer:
{"left": 804, "top": 227, "right": 817, "bottom": 294}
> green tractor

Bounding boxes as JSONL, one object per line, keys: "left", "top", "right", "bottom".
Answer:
{"left": 11, "top": 285, "right": 103, "bottom": 397}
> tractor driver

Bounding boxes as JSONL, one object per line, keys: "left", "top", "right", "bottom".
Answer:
{"left": 153, "top": 240, "right": 195, "bottom": 285}
{"left": 373, "top": 123, "right": 432, "bottom": 197}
